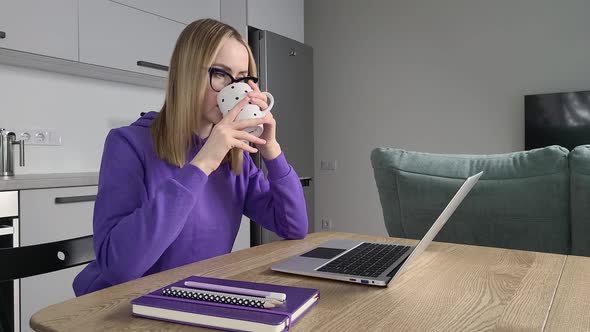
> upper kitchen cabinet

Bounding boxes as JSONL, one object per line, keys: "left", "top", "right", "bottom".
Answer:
{"left": 247, "top": 0, "right": 304, "bottom": 43}
{"left": 111, "top": 0, "right": 220, "bottom": 24}
{"left": 0, "top": 0, "right": 78, "bottom": 60}
{"left": 79, "top": 0, "right": 185, "bottom": 77}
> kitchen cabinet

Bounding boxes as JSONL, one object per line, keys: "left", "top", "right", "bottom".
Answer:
{"left": 79, "top": 0, "right": 185, "bottom": 78}
{"left": 0, "top": 0, "right": 303, "bottom": 87}
{"left": 111, "top": 0, "right": 220, "bottom": 24}
{"left": 0, "top": 0, "right": 78, "bottom": 60}
{"left": 18, "top": 186, "right": 97, "bottom": 332}
{"left": 247, "top": 0, "right": 304, "bottom": 43}
{"left": 19, "top": 186, "right": 96, "bottom": 245}
{"left": 0, "top": 191, "right": 18, "bottom": 217}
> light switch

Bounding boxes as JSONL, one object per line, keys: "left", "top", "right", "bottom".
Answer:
{"left": 320, "top": 160, "right": 337, "bottom": 171}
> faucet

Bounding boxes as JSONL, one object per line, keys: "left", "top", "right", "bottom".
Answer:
{"left": 0, "top": 129, "right": 25, "bottom": 176}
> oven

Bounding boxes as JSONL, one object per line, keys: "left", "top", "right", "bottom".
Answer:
{"left": 0, "top": 191, "right": 19, "bottom": 332}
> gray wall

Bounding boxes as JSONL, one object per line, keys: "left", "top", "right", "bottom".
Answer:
{"left": 305, "top": 0, "right": 590, "bottom": 235}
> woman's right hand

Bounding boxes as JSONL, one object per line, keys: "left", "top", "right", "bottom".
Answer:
{"left": 191, "top": 97, "right": 268, "bottom": 175}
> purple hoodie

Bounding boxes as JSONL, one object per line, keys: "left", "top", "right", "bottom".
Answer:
{"left": 73, "top": 112, "right": 308, "bottom": 296}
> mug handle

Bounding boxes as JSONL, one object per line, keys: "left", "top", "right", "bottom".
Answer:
{"left": 261, "top": 92, "right": 274, "bottom": 114}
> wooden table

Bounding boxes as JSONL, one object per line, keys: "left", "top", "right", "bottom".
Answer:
{"left": 31, "top": 232, "right": 569, "bottom": 331}
{"left": 544, "top": 255, "right": 590, "bottom": 331}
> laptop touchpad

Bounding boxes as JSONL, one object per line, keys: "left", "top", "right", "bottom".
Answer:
{"left": 300, "top": 247, "right": 346, "bottom": 259}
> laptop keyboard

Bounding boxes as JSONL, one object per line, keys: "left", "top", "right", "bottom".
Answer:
{"left": 317, "top": 243, "right": 411, "bottom": 278}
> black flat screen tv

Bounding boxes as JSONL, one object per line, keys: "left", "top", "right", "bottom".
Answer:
{"left": 525, "top": 90, "right": 590, "bottom": 151}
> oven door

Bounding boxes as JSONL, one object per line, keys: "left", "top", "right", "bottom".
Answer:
{"left": 0, "top": 217, "right": 19, "bottom": 332}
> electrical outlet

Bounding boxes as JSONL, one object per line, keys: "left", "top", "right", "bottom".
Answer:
{"left": 321, "top": 218, "right": 333, "bottom": 231}
{"left": 8, "top": 128, "right": 61, "bottom": 146}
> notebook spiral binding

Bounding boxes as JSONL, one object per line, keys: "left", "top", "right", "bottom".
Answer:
{"left": 162, "top": 288, "right": 267, "bottom": 308}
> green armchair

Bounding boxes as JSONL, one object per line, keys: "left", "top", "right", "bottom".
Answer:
{"left": 370, "top": 145, "right": 573, "bottom": 255}
{"left": 569, "top": 145, "right": 590, "bottom": 256}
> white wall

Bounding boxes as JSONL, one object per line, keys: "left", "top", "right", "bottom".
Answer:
{"left": 305, "top": 0, "right": 590, "bottom": 236}
{"left": 247, "top": 0, "right": 304, "bottom": 43}
{"left": 0, "top": 64, "right": 164, "bottom": 174}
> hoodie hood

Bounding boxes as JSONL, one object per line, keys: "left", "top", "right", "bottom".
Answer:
{"left": 132, "top": 111, "right": 208, "bottom": 147}
{"left": 131, "top": 111, "right": 159, "bottom": 128}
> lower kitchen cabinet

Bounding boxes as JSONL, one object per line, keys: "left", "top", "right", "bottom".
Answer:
{"left": 19, "top": 265, "right": 87, "bottom": 332}
{"left": 18, "top": 185, "right": 97, "bottom": 332}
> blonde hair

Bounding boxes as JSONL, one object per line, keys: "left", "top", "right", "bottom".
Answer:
{"left": 151, "top": 19, "right": 257, "bottom": 175}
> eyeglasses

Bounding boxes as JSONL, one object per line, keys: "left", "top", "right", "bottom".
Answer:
{"left": 208, "top": 67, "right": 258, "bottom": 92}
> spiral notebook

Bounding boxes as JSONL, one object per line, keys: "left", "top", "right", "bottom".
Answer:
{"left": 131, "top": 276, "right": 320, "bottom": 332}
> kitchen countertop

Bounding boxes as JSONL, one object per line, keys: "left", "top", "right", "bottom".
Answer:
{"left": 0, "top": 173, "right": 309, "bottom": 191}
{"left": 0, "top": 172, "right": 99, "bottom": 191}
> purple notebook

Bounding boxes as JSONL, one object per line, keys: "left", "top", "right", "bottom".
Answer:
{"left": 131, "top": 276, "right": 320, "bottom": 332}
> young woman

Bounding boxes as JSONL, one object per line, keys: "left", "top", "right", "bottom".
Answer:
{"left": 73, "top": 19, "right": 308, "bottom": 296}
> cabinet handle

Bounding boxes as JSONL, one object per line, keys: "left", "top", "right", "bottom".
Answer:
{"left": 300, "top": 177, "right": 312, "bottom": 187}
{"left": 0, "top": 226, "right": 14, "bottom": 237}
{"left": 137, "top": 61, "right": 168, "bottom": 71}
{"left": 55, "top": 195, "right": 96, "bottom": 204}
{"left": 0, "top": 31, "right": 5, "bottom": 39}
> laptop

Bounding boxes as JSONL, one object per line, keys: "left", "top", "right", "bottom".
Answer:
{"left": 271, "top": 171, "right": 483, "bottom": 286}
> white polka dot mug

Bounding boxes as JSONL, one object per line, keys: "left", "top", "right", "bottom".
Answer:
{"left": 216, "top": 82, "right": 274, "bottom": 137}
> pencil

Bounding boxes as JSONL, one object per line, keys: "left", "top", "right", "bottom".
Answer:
{"left": 183, "top": 280, "right": 287, "bottom": 303}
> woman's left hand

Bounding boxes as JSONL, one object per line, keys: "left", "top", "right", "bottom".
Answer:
{"left": 247, "top": 80, "right": 282, "bottom": 160}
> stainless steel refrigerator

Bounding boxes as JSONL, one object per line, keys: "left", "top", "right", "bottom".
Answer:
{"left": 248, "top": 29, "right": 314, "bottom": 246}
